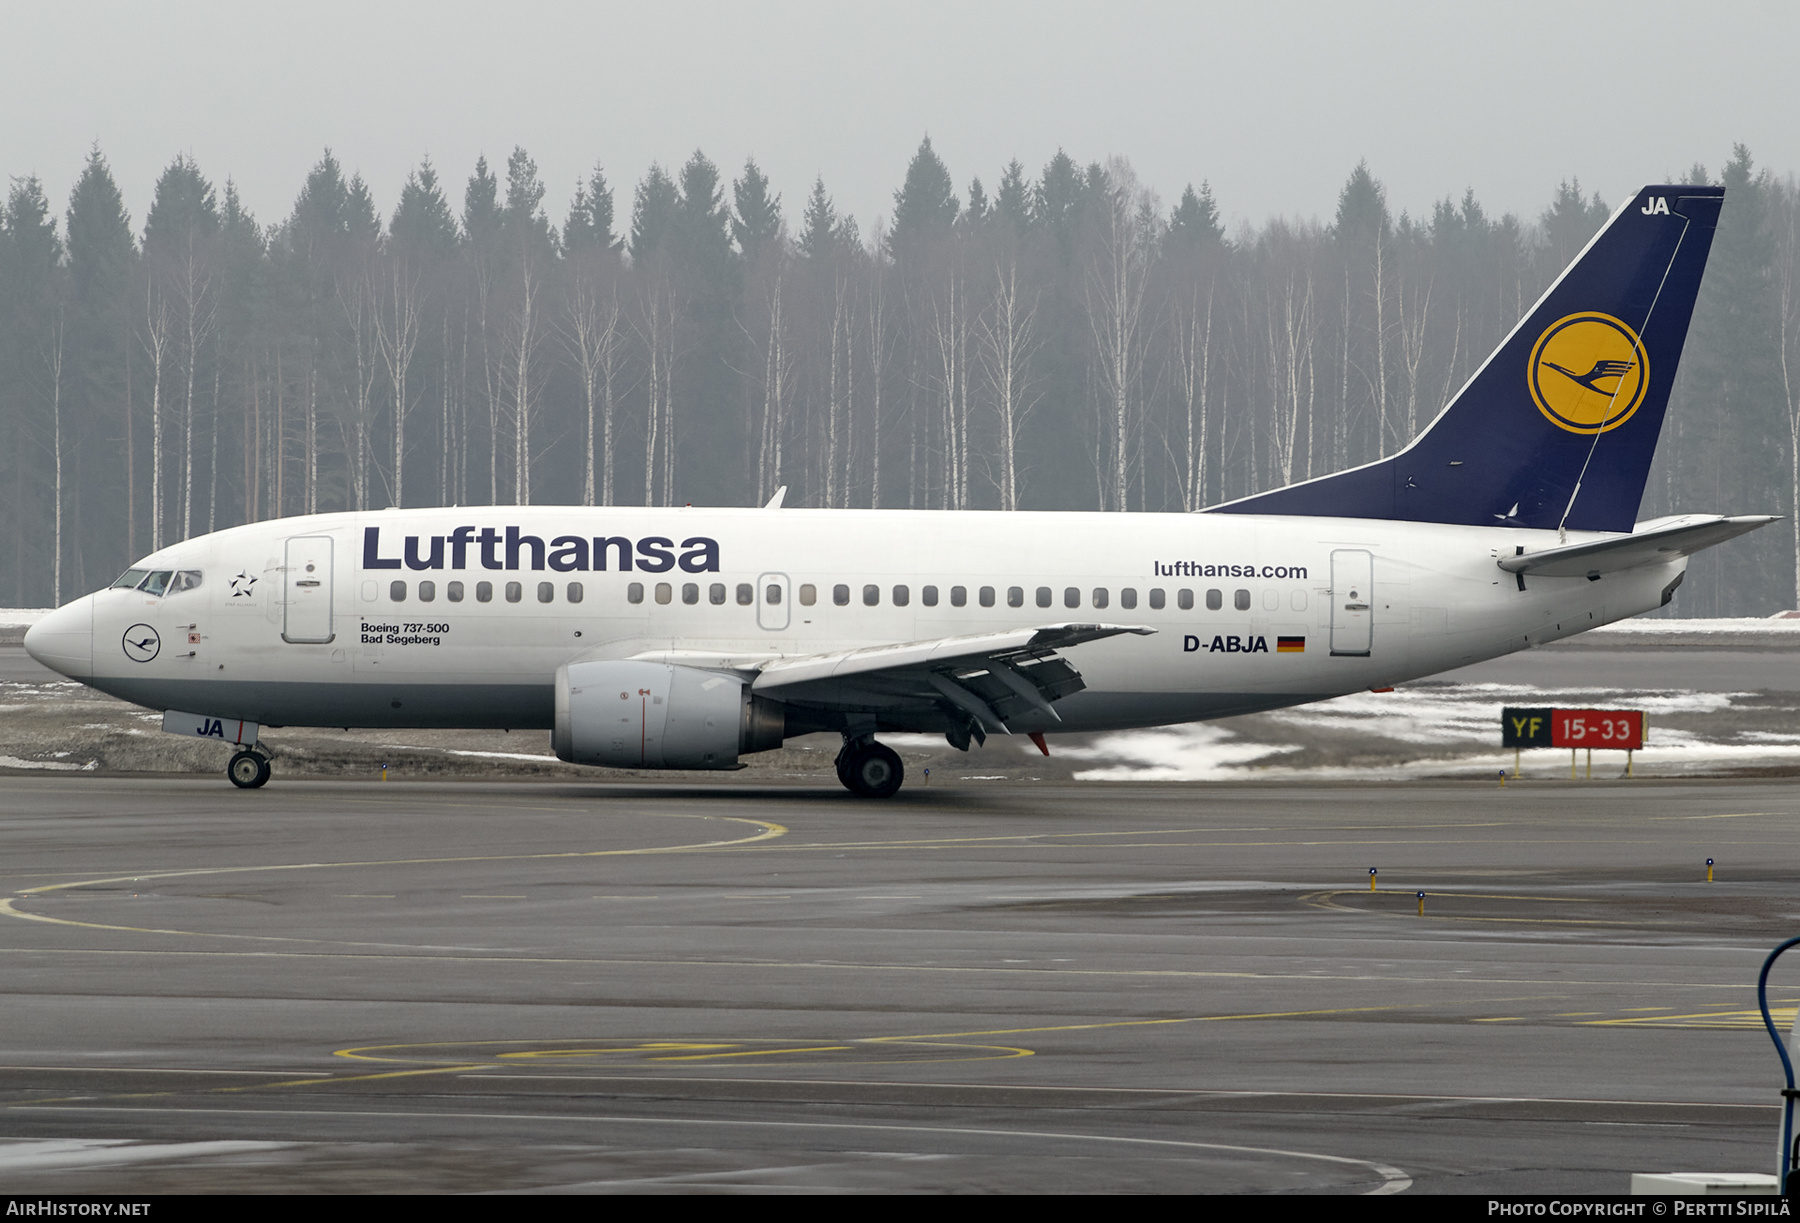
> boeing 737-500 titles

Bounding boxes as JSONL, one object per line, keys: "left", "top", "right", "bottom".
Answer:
{"left": 23, "top": 184, "right": 1777, "bottom": 796}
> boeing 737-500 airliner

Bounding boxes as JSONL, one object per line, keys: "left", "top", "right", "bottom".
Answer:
{"left": 23, "top": 184, "right": 1778, "bottom": 796}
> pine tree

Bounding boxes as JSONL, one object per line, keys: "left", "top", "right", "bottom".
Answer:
{"left": 995, "top": 159, "right": 1032, "bottom": 235}
{"left": 461, "top": 156, "right": 502, "bottom": 253}
{"left": 501, "top": 146, "right": 553, "bottom": 256}
{"left": 964, "top": 177, "right": 989, "bottom": 227}
{"left": 1166, "top": 181, "right": 1223, "bottom": 250}
{"left": 799, "top": 177, "right": 840, "bottom": 262}
{"left": 732, "top": 157, "right": 782, "bottom": 257}
{"left": 1034, "top": 149, "right": 1085, "bottom": 239}
{"left": 63, "top": 147, "right": 135, "bottom": 574}
{"left": 1539, "top": 177, "right": 1607, "bottom": 273}
{"left": 889, "top": 136, "right": 958, "bottom": 259}
{"left": 391, "top": 159, "right": 459, "bottom": 260}
{"left": 562, "top": 163, "right": 618, "bottom": 256}
{"left": 629, "top": 164, "right": 679, "bottom": 261}
{"left": 1, "top": 177, "right": 66, "bottom": 603}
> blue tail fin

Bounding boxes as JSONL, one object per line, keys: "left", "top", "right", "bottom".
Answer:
{"left": 1210, "top": 185, "right": 1725, "bottom": 532}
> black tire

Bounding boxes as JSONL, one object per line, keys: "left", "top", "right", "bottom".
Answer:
{"left": 843, "top": 741, "right": 903, "bottom": 798}
{"left": 228, "top": 750, "right": 264, "bottom": 789}
{"left": 251, "top": 753, "right": 272, "bottom": 788}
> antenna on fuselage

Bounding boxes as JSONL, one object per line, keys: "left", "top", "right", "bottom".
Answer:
{"left": 763, "top": 486, "right": 788, "bottom": 510}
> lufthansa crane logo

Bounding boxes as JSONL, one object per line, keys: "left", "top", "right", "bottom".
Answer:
{"left": 122, "top": 624, "right": 161, "bottom": 663}
{"left": 1527, "top": 312, "right": 1648, "bottom": 434}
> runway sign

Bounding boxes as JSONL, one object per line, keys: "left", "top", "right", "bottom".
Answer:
{"left": 1501, "top": 707, "right": 1643, "bottom": 751}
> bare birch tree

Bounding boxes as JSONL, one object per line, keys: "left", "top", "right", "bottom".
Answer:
{"left": 138, "top": 281, "right": 172, "bottom": 550}
{"left": 975, "top": 258, "right": 1041, "bottom": 510}
{"left": 564, "top": 257, "right": 625, "bottom": 506}
{"left": 1086, "top": 176, "right": 1153, "bottom": 510}
{"left": 375, "top": 257, "right": 422, "bottom": 507}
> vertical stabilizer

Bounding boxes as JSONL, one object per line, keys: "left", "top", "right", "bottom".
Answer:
{"left": 1210, "top": 185, "right": 1724, "bottom": 532}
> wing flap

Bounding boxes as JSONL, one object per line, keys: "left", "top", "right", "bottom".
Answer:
{"left": 1498, "top": 515, "right": 1778, "bottom": 578}
{"left": 750, "top": 622, "right": 1152, "bottom": 692}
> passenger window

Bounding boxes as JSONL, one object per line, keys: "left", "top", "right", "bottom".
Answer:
{"left": 1092, "top": 588, "right": 1108, "bottom": 609}
{"left": 1234, "top": 588, "right": 1251, "bottom": 611}
{"left": 798, "top": 584, "right": 816, "bottom": 606}
{"left": 1064, "top": 587, "right": 1080, "bottom": 609}
{"left": 477, "top": 581, "right": 494, "bottom": 603}
{"left": 655, "top": 583, "right": 672, "bottom": 605}
{"left": 833, "top": 584, "right": 850, "bottom": 606}
{"left": 765, "top": 583, "right": 782, "bottom": 605}
{"left": 682, "top": 582, "right": 699, "bottom": 605}
{"left": 893, "top": 585, "right": 909, "bottom": 606}
{"left": 169, "top": 570, "right": 203, "bottom": 594}
{"left": 418, "top": 580, "right": 436, "bottom": 602}
{"left": 448, "top": 581, "right": 464, "bottom": 603}
{"left": 111, "top": 569, "right": 149, "bottom": 589}
{"left": 922, "top": 585, "right": 938, "bottom": 607}
{"left": 1120, "top": 588, "right": 1137, "bottom": 609}
{"left": 710, "top": 583, "right": 726, "bottom": 605}
{"left": 1036, "top": 587, "right": 1052, "bottom": 609}
{"left": 1007, "top": 587, "right": 1023, "bottom": 608}
{"left": 862, "top": 584, "right": 879, "bottom": 606}
{"left": 951, "top": 586, "right": 967, "bottom": 607}
{"left": 142, "top": 571, "right": 173, "bottom": 596}
{"left": 736, "top": 583, "right": 754, "bottom": 606}
{"left": 538, "top": 581, "right": 554, "bottom": 604}
{"left": 1291, "top": 589, "right": 1307, "bottom": 611}
{"left": 1263, "top": 589, "right": 1280, "bottom": 611}
{"left": 567, "top": 582, "right": 583, "bottom": 603}
{"left": 1206, "top": 588, "right": 1222, "bottom": 610}
{"left": 1178, "top": 589, "right": 1194, "bottom": 610}
{"left": 979, "top": 586, "right": 995, "bottom": 608}
{"left": 1149, "top": 588, "right": 1166, "bottom": 610}
{"left": 505, "top": 581, "right": 522, "bottom": 603}
{"left": 389, "top": 580, "right": 407, "bottom": 602}
{"left": 627, "top": 582, "right": 644, "bottom": 604}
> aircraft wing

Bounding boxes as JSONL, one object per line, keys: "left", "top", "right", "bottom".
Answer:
{"left": 751, "top": 622, "right": 1154, "bottom": 735}
{"left": 1498, "top": 514, "right": 1779, "bottom": 578}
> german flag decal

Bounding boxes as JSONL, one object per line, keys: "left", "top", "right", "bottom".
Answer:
{"left": 1276, "top": 636, "right": 1306, "bottom": 653}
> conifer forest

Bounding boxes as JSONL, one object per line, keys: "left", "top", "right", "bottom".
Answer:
{"left": 2, "top": 139, "right": 1797, "bottom": 615}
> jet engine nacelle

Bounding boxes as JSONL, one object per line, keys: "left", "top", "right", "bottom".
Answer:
{"left": 553, "top": 659, "right": 786, "bottom": 770}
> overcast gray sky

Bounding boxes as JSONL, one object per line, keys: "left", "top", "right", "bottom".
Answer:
{"left": 4, "top": 0, "right": 1796, "bottom": 237}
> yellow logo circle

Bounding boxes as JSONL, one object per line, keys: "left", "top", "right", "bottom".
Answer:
{"left": 1527, "top": 312, "right": 1648, "bottom": 434}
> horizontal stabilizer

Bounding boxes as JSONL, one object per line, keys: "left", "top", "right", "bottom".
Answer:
{"left": 752, "top": 622, "right": 1153, "bottom": 692}
{"left": 1498, "top": 515, "right": 1779, "bottom": 578}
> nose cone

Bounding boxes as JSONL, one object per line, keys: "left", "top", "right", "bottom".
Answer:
{"left": 23, "top": 597, "right": 93, "bottom": 679}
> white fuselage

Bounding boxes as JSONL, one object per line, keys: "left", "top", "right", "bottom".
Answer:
{"left": 25, "top": 505, "right": 1681, "bottom": 739}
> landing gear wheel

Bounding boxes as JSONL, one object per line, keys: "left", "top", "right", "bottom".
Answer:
{"left": 228, "top": 750, "right": 271, "bottom": 789}
{"left": 841, "top": 741, "right": 903, "bottom": 798}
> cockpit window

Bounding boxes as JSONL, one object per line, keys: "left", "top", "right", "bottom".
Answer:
{"left": 110, "top": 569, "right": 148, "bottom": 590}
{"left": 168, "top": 570, "right": 202, "bottom": 595}
{"left": 139, "top": 571, "right": 174, "bottom": 597}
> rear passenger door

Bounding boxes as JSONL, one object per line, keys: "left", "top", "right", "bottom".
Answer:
{"left": 1330, "top": 549, "right": 1373, "bottom": 656}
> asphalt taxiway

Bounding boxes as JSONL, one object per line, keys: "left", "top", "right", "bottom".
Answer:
{"left": 0, "top": 776, "right": 1795, "bottom": 1193}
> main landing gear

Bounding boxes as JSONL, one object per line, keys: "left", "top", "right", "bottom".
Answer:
{"left": 227, "top": 749, "right": 272, "bottom": 789}
{"left": 835, "top": 737, "right": 904, "bottom": 798}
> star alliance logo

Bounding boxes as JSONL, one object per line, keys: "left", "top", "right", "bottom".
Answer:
{"left": 229, "top": 571, "right": 257, "bottom": 598}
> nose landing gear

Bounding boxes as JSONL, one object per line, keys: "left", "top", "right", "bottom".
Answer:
{"left": 227, "top": 749, "right": 272, "bottom": 789}
{"left": 835, "top": 737, "right": 904, "bottom": 798}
